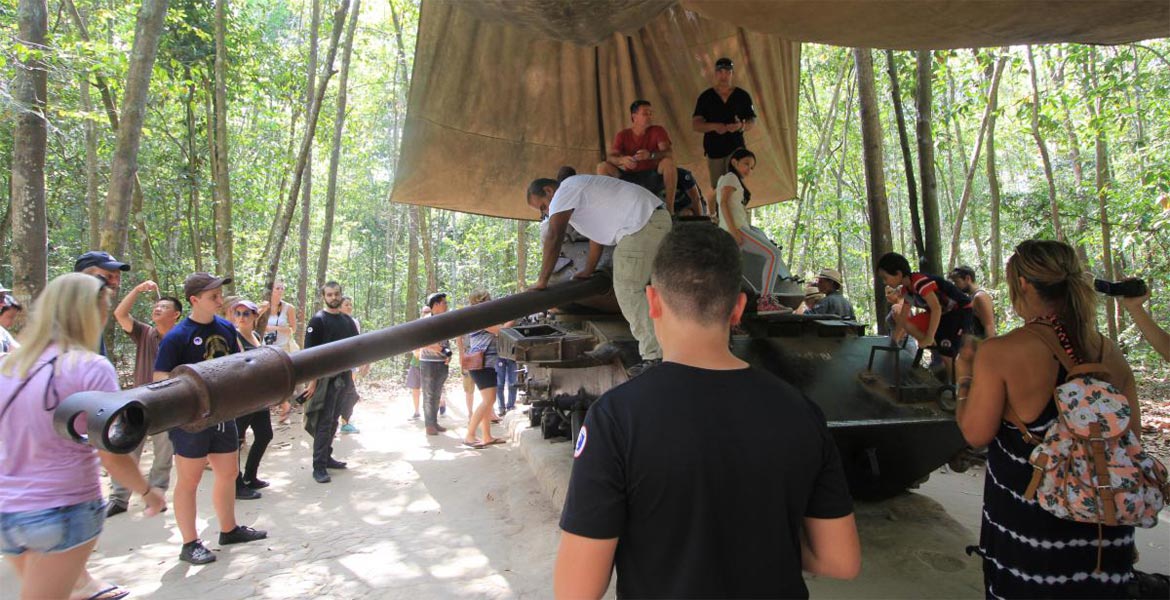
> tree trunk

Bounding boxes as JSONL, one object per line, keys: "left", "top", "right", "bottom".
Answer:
{"left": 297, "top": 0, "right": 323, "bottom": 342}
{"left": 1087, "top": 52, "right": 1117, "bottom": 341}
{"left": 263, "top": 0, "right": 349, "bottom": 301}
{"left": 788, "top": 57, "right": 848, "bottom": 266}
{"left": 885, "top": 50, "right": 925, "bottom": 263}
{"left": 81, "top": 74, "right": 101, "bottom": 250}
{"left": 948, "top": 56, "right": 1006, "bottom": 270}
{"left": 12, "top": 0, "right": 49, "bottom": 302}
{"left": 419, "top": 207, "right": 437, "bottom": 292}
{"left": 262, "top": 103, "right": 300, "bottom": 265}
{"left": 315, "top": 0, "right": 360, "bottom": 311}
{"left": 1026, "top": 45, "right": 1063, "bottom": 241}
{"left": 100, "top": 0, "right": 170, "bottom": 258}
{"left": 516, "top": 220, "right": 528, "bottom": 290}
{"left": 185, "top": 74, "right": 204, "bottom": 272}
{"left": 212, "top": 0, "right": 234, "bottom": 291}
{"left": 915, "top": 50, "right": 942, "bottom": 275}
{"left": 1053, "top": 48, "right": 1092, "bottom": 266}
{"left": 406, "top": 205, "right": 421, "bottom": 319}
{"left": 985, "top": 54, "right": 1003, "bottom": 286}
{"left": 854, "top": 48, "right": 894, "bottom": 333}
{"left": 63, "top": 0, "right": 120, "bottom": 130}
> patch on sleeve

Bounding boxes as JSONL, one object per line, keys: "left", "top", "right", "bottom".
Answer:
{"left": 573, "top": 425, "right": 588, "bottom": 458}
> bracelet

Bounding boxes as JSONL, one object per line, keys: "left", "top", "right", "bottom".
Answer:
{"left": 957, "top": 376, "right": 973, "bottom": 383}
{"left": 957, "top": 396, "right": 968, "bottom": 403}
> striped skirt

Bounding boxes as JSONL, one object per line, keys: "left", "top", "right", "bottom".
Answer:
{"left": 971, "top": 402, "right": 1135, "bottom": 599}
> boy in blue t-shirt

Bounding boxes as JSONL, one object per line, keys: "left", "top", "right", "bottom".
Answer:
{"left": 154, "top": 273, "right": 267, "bottom": 565}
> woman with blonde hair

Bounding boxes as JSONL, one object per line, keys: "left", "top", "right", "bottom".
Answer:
{"left": 0, "top": 273, "right": 166, "bottom": 600}
{"left": 461, "top": 290, "right": 510, "bottom": 448}
{"left": 259, "top": 280, "right": 299, "bottom": 424}
{"left": 956, "top": 240, "right": 1139, "bottom": 598}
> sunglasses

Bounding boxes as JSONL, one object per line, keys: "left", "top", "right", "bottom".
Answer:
{"left": 233, "top": 310, "right": 254, "bottom": 318}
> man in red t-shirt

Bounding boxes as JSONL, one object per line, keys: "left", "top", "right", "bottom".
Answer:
{"left": 596, "top": 100, "right": 678, "bottom": 212}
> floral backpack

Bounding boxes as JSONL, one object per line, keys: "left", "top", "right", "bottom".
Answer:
{"left": 1006, "top": 320, "right": 1169, "bottom": 532}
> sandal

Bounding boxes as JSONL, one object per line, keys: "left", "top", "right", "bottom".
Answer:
{"left": 81, "top": 585, "right": 130, "bottom": 600}
{"left": 482, "top": 438, "right": 507, "bottom": 446}
{"left": 461, "top": 440, "right": 485, "bottom": 449}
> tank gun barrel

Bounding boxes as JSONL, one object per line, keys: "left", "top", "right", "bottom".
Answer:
{"left": 54, "top": 275, "right": 612, "bottom": 452}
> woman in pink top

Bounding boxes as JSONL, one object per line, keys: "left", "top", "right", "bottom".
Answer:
{"left": 0, "top": 273, "right": 166, "bottom": 600}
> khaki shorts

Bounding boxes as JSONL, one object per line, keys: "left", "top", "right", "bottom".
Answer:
{"left": 707, "top": 156, "right": 728, "bottom": 189}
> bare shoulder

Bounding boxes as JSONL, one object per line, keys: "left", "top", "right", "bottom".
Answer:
{"left": 978, "top": 328, "right": 1042, "bottom": 360}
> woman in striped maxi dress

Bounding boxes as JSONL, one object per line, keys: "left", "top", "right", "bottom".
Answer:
{"left": 955, "top": 240, "right": 1140, "bottom": 598}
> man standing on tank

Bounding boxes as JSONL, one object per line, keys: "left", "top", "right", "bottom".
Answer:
{"left": 302, "top": 281, "right": 360, "bottom": 483}
{"left": 692, "top": 57, "right": 758, "bottom": 193}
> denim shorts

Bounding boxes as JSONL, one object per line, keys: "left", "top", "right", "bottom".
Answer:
{"left": 0, "top": 498, "right": 105, "bottom": 555}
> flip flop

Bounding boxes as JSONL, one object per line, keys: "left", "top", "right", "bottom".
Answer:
{"left": 84, "top": 585, "right": 130, "bottom": 600}
{"left": 483, "top": 438, "right": 507, "bottom": 446}
{"left": 461, "top": 441, "right": 485, "bottom": 449}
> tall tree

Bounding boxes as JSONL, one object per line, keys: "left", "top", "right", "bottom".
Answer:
{"left": 854, "top": 48, "right": 894, "bottom": 332}
{"left": 915, "top": 50, "right": 942, "bottom": 274}
{"left": 11, "top": 0, "right": 49, "bottom": 301}
{"left": 1086, "top": 50, "right": 1118, "bottom": 341}
{"left": 263, "top": 0, "right": 349, "bottom": 299}
{"left": 406, "top": 205, "right": 421, "bottom": 320}
{"left": 885, "top": 50, "right": 925, "bottom": 264}
{"left": 1026, "top": 45, "right": 1064, "bottom": 241}
{"left": 298, "top": 0, "right": 323, "bottom": 342}
{"left": 948, "top": 56, "right": 1006, "bottom": 269}
{"left": 315, "top": 0, "right": 361, "bottom": 311}
{"left": 99, "top": 0, "right": 171, "bottom": 258}
{"left": 211, "top": 0, "right": 235, "bottom": 291}
{"left": 81, "top": 74, "right": 101, "bottom": 250}
{"left": 984, "top": 52, "right": 1003, "bottom": 286}
{"left": 184, "top": 73, "right": 204, "bottom": 272}
{"left": 419, "top": 207, "right": 437, "bottom": 292}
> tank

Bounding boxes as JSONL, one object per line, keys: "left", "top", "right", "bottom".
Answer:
{"left": 54, "top": 225, "right": 965, "bottom": 499}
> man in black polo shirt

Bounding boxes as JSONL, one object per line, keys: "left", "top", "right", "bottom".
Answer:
{"left": 692, "top": 57, "right": 758, "bottom": 194}
{"left": 302, "top": 281, "right": 361, "bottom": 483}
{"left": 554, "top": 224, "right": 860, "bottom": 598}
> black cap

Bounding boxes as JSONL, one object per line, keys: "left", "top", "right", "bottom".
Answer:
{"left": 183, "top": 272, "right": 233, "bottom": 300}
{"left": 715, "top": 57, "right": 734, "bottom": 71}
{"left": 74, "top": 251, "right": 130, "bottom": 273}
{"left": 425, "top": 292, "right": 448, "bottom": 308}
{"left": 948, "top": 265, "right": 976, "bottom": 280}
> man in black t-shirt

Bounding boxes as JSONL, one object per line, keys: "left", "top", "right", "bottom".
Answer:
{"left": 555, "top": 223, "right": 860, "bottom": 599}
{"left": 302, "top": 280, "right": 361, "bottom": 483}
{"left": 692, "top": 57, "right": 758, "bottom": 194}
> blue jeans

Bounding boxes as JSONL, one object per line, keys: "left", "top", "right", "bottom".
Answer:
{"left": 495, "top": 358, "right": 517, "bottom": 412}
{"left": 0, "top": 498, "right": 105, "bottom": 555}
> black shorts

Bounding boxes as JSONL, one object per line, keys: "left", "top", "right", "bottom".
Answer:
{"left": 620, "top": 170, "right": 664, "bottom": 195}
{"left": 469, "top": 367, "right": 497, "bottom": 391}
{"left": 912, "top": 307, "right": 974, "bottom": 358}
{"left": 169, "top": 421, "right": 239, "bottom": 459}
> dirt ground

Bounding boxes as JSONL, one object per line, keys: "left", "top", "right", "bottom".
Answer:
{"left": 2, "top": 373, "right": 1166, "bottom": 599}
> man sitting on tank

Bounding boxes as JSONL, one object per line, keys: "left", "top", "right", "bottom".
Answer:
{"left": 595, "top": 100, "right": 678, "bottom": 213}
{"left": 527, "top": 174, "right": 672, "bottom": 378}
{"left": 554, "top": 223, "right": 860, "bottom": 598}
{"left": 805, "top": 268, "right": 856, "bottom": 320}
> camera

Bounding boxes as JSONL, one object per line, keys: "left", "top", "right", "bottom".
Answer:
{"left": 441, "top": 346, "right": 453, "bottom": 358}
{"left": 263, "top": 331, "right": 278, "bottom": 345}
{"left": 1093, "top": 278, "right": 1147, "bottom": 298}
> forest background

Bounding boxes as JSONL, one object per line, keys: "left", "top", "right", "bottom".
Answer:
{"left": 2, "top": 0, "right": 1168, "bottom": 379}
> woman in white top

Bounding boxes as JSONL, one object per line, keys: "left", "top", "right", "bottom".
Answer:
{"left": 259, "top": 280, "right": 298, "bottom": 424}
{"left": 717, "top": 148, "right": 789, "bottom": 314}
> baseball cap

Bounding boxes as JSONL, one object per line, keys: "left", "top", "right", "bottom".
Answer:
{"left": 816, "top": 268, "right": 843, "bottom": 286}
{"left": 183, "top": 272, "right": 233, "bottom": 300}
{"left": 232, "top": 299, "right": 259, "bottom": 314}
{"left": 948, "top": 265, "right": 976, "bottom": 280}
{"left": 715, "top": 57, "right": 734, "bottom": 71}
{"left": 0, "top": 294, "right": 22, "bottom": 311}
{"left": 425, "top": 292, "right": 448, "bottom": 308}
{"left": 74, "top": 251, "right": 130, "bottom": 273}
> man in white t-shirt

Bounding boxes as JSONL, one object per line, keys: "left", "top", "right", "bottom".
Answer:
{"left": 527, "top": 175, "right": 672, "bottom": 377}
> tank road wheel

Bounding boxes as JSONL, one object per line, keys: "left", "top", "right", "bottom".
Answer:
{"left": 570, "top": 408, "right": 586, "bottom": 448}
{"left": 529, "top": 405, "right": 544, "bottom": 428}
{"left": 541, "top": 409, "right": 563, "bottom": 440}
{"left": 936, "top": 385, "right": 957, "bottom": 412}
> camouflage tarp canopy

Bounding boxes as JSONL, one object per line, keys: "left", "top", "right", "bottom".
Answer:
{"left": 392, "top": 0, "right": 1168, "bottom": 220}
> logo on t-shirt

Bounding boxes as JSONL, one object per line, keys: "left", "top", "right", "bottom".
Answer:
{"left": 573, "top": 425, "right": 588, "bottom": 458}
{"left": 202, "top": 335, "right": 233, "bottom": 361}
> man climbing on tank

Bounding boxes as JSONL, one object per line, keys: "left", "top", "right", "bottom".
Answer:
{"left": 878, "top": 252, "right": 973, "bottom": 378}
{"left": 596, "top": 100, "right": 678, "bottom": 212}
{"left": 947, "top": 265, "right": 996, "bottom": 338}
{"left": 526, "top": 174, "right": 671, "bottom": 378}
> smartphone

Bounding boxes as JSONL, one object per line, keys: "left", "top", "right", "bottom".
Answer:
{"left": 292, "top": 389, "right": 311, "bottom": 405}
{"left": 1093, "top": 278, "right": 1147, "bottom": 298}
